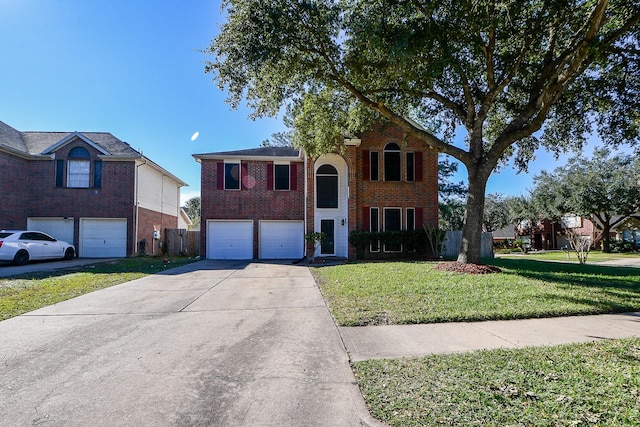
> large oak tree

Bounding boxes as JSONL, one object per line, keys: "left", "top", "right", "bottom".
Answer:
{"left": 531, "top": 148, "right": 640, "bottom": 252}
{"left": 206, "top": 0, "right": 640, "bottom": 264}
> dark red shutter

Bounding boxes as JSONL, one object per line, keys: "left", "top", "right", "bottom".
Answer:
{"left": 267, "top": 162, "right": 274, "bottom": 190}
{"left": 363, "top": 150, "right": 370, "bottom": 181}
{"left": 216, "top": 162, "right": 224, "bottom": 190}
{"left": 241, "top": 162, "right": 249, "bottom": 190}
{"left": 290, "top": 163, "right": 298, "bottom": 190}
{"left": 415, "top": 152, "right": 423, "bottom": 182}
{"left": 415, "top": 207, "right": 424, "bottom": 230}
{"left": 362, "top": 207, "right": 370, "bottom": 231}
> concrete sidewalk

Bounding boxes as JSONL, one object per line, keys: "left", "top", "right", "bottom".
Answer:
{"left": 340, "top": 312, "right": 640, "bottom": 361}
{"left": 0, "top": 260, "right": 383, "bottom": 427}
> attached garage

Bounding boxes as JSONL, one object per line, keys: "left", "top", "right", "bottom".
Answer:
{"left": 79, "top": 218, "right": 127, "bottom": 258}
{"left": 259, "top": 220, "right": 304, "bottom": 259}
{"left": 27, "top": 217, "right": 74, "bottom": 244}
{"left": 207, "top": 220, "right": 253, "bottom": 260}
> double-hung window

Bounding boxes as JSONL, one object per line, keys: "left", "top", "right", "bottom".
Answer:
{"left": 384, "top": 143, "right": 401, "bottom": 181}
{"left": 224, "top": 162, "right": 241, "bottom": 190}
{"left": 274, "top": 164, "right": 290, "bottom": 191}
{"left": 66, "top": 147, "right": 90, "bottom": 188}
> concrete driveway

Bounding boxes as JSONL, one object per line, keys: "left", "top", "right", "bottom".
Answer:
{"left": 0, "top": 260, "right": 382, "bottom": 426}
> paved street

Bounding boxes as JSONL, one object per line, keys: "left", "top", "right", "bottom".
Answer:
{"left": 0, "top": 261, "right": 381, "bottom": 426}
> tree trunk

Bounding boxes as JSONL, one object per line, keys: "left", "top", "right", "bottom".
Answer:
{"left": 457, "top": 167, "right": 490, "bottom": 264}
{"left": 601, "top": 221, "right": 611, "bottom": 253}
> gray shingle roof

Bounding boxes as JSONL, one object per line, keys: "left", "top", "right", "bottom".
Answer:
{"left": 0, "top": 121, "right": 26, "bottom": 152}
{"left": 194, "top": 146, "right": 300, "bottom": 158}
{"left": 0, "top": 121, "right": 139, "bottom": 157}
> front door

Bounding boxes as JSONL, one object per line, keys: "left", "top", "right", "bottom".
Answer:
{"left": 314, "top": 155, "right": 348, "bottom": 258}
{"left": 320, "top": 219, "right": 335, "bottom": 255}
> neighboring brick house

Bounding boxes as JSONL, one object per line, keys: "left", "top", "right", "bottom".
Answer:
{"left": 0, "top": 121, "right": 187, "bottom": 258}
{"left": 194, "top": 122, "right": 439, "bottom": 260}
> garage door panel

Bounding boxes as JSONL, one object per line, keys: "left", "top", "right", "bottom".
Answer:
{"left": 207, "top": 220, "right": 253, "bottom": 260}
{"left": 27, "top": 218, "right": 75, "bottom": 244}
{"left": 259, "top": 221, "right": 304, "bottom": 259}
{"left": 80, "top": 219, "right": 127, "bottom": 258}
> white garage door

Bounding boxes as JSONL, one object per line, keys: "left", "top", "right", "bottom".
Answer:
{"left": 207, "top": 220, "right": 253, "bottom": 260}
{"left": 27, "top": 217, "right": 74, "bottom": 244}
{"left": 259, "top": 221, "right": 304, "bottom": 259}
{"left": 79, "top": 218, "right": 127, "bottom": 258}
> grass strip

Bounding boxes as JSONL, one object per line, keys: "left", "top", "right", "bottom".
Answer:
{"left": 0, "top": 257, "right": 198, "bottom": 321}
{"left": 313, "top": 259, "right": 640, "bottom": 326}
{"left": 354, "top": 338, "right": 640, "bottom": 426}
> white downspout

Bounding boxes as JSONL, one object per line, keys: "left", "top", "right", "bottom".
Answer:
{"left": 135, "top": 155, "right": 146, "bottom": 255}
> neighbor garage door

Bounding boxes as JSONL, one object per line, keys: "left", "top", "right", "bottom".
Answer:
{"left": 207, "top": 220, "right": 253, "bottom": 260}
{"left": 79, "top": 218, "right": 127, "bottom": 258}
{"left": 259, "top": 220, "right": 304, "bottom": 259}
{"left": 27, "top": 217, "right": 74, "bottom": 244}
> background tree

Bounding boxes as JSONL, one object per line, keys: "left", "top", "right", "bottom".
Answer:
{"left": 482, "top": 193, "right": 510, "bottom": 232}
{"left": 206, "top": 0, "right": 640, "bottom": 264}
{"left": 531, "top": 148, "right": 640, "bottom": 252}
{"left": 438, "top": 158, "right": 467, "bottom": 230}
{"left": 182, "top": 196, "right": 201, "bottom": 229}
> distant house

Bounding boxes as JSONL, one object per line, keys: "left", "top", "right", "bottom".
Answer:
{"left": 0, "top": 121, "right": 187, "bottom": 257}
{"left": 194, "top": 122, "right": 439, "bottom": 260}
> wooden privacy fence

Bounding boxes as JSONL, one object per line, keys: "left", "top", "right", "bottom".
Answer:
{"left": 442, "top": 231, "right": 494, "bottom": 259}
{"left": 164, "top": 229, "right": 200, "bottom": 257}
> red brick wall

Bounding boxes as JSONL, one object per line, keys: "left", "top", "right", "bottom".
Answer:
{"left": 136, "top": 206, "right": 178, "bottom": 255}
{"left": 305, "top": 122, "right": 439, "bottom": 259}
{"left": 0, "top": 151, "right": 28, "bottom": 229}
{"left": 200, "top": 159, "right": 305, "bottom": 258}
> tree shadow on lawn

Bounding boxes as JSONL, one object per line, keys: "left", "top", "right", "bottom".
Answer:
{"left": 489, "top": 258, "right": 640, "bottom": 300}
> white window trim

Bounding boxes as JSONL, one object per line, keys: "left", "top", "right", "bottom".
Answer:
{"left": 67, "top": 159, "right": 90, "bottom": 188}
{"left": 274, "top": 161, "right": 290, "bottom": 191}
{"left": 224, "top": 161, "right": 241, "bottom": 191}
{"left": 383, "top": 143, "right": 402, "bottom": 182}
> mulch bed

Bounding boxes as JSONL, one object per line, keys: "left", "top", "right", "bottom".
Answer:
{"left": 434, "top": 261, "right": 502, "bottom": 274}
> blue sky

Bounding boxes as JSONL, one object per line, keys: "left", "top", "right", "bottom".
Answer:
{"left": 0, "top": 0, "right": 591, "bottom": 205}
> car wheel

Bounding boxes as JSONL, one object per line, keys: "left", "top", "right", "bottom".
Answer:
{"left": 64, "top": 247, "right": 75, "bottom": 260}
{"left": 13, "top": 250, "right": 29, "bottom": 266}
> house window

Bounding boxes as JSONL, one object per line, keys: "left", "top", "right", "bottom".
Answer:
{"left": 316, "top": 164, "right": 338, "bottom": 208}
{"left": 66, "top": 147, "right": 90, "bottom": 188}
{"left": 384, "top": 207, "right": 402, "bottom": 252}
{"left": 370, "top": 151, "right": 379, "bottom": 181}
{"left": 384, "top": 143, "right": 401, "bottom": 181}
{"left": 406, "top": 208, "right": 415, "bottom": 231}
{"left": 274, "top": 164, "right": 290, "bottom": 190}
{"left": 370, "top": 207, "right": 380, "bottom": 252}
{"left": 224, "top": 162, "right": 241, "bottom": 190}
{"left": 406, "top": 152, "right": 415, "bottom": 182}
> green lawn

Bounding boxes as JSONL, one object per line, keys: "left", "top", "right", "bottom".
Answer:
{"left": 314, "top": 257, "right": 640, "bottom": 426}
{"left": 355, "top": 338, "right": 640, "bottom": 426}
{"left": 0, "top": 256, "right": 198, "bottom": 321}
{"left": 313, "top": 258, "right": 640, "bottom": 326}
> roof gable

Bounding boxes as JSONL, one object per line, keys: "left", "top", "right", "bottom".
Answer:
{"left": 41, "top": 132, "right": 110, "bottom": 155}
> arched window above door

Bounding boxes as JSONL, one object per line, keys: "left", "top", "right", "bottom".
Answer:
{"left": 316, "top": 164, "right": 338, "bottom": 208}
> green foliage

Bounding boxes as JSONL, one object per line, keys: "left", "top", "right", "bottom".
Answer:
{"left": 348, "top": 230, "right": 436, "bottom": 259}
{"left": 532, "top": 148, "right": 640, "bottom": 252}
{"left": 182, "top": 196, "right": 201, "bottom": 229}
{"left": 207, "top": 0, "right": 640, "bottom": 263}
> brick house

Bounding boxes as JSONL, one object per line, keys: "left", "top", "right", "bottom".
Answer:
{"left": 194, "top": 122, "right": 438, "bottom": 260}
{"left": 0, "top": 121, "right": 187, "bottom": 257}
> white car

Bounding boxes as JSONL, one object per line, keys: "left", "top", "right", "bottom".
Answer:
{"left": 0, "top": 230, "right": 75, "bottom": 266}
